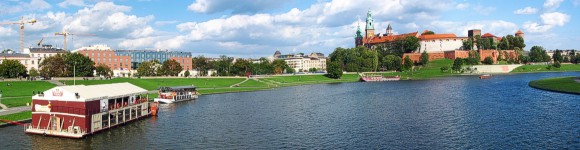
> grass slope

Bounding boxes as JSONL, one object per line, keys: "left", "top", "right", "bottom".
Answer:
{"left": 380, "top": 59, "right": 455, "bottom": 80}
{"left": 0, "top": 81, "right": 56, "bottom": 97}
{"left": 511, "top": 64, "right": 580, "bottom": 73}
{"left": 62, "top": 78, "right": 246, "bottom": 90}
{"left": 529, "top": 77, "right": 580, "bottom": 94}
{"left": 0, "top": 111, "right": 31, "bottom": 122}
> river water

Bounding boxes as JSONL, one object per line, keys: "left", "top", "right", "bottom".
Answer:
{"left": 1, "top": 72, "right": 579, "bottom": 149}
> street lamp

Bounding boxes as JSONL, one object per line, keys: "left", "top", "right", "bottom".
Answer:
{"left": 73, "top": 61, "right": 76, "bottom": 85}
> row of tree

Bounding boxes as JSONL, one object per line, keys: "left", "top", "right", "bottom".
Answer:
{"left": 463, "top": 35, "right": 526, "bottom": 51}
{"left": 191, "top": 55, "right": 294, "bottom": 77}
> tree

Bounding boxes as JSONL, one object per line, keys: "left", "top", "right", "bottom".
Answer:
{"left": 518, "top": 55, "right": 530, "bottom": 64}
{"left": 39, "top": 54, "right": 67, "bottom": 78}
{"left": 214, "top": 55, "right": 234, "bottom": 76}
{"left": 159, "top": 59, "right": 183, "bottom": 76}
{"left": 184, "top": 70, "right": 190, "bottom": 77}
{"left": 402, "top": 36, "right": 420, "bottom": 53}
{"left": 483, "top": 56, "right": 494, "bottom": 65}
{"left": 0, "top": 59, "right": 27, "bottom": 78}
{"left": 466, "top": 50, "right": 481, "bottom": 65}
{"left": 529, "top": 46, "right": 549, "bottom": 62}
{"left": 462, "top": 38, "right": 474, "bottom": 50}
{"left": 553, "top": 61, "right": 561, "bottom": 68}
{"left": 575, "top": 54, "right": 580, "bottom": 64}
{"left": 136, "top": 60, "right": 160, "bottom": 76}
{"left": 251, "top": 58, "right": 274, "bottom": 75}
{"left": 63, "top": 53, "right": 95, "bottom": 77}
{"left": 29, "top": 68, "right": 39, "bottom": 77}
{"left": 272, "top": 59, "right": 289, "bottom": 74}
{"left": 192, "top": 56, "right": 212, "bottom": 76}
{"left": 308, "top": 68, "right": 318, "bottom": 73}
{"left": 1, "top": 49, "right": 13, "bottom": 54}
{"left": 382, "top": 55, "right": 402, "bottom": 71}
{"left": 95, "top": 63, "right": 113, "bottom": 77}
{"left": 419, "top": 51, "right": 429, "bottom": 66}
{"left": 231, "top": 59, "right": 252, "bottom": 76}
{"left": 422, "top": 31, "right": 435, "bottom": 35}
{"left": 325, "top": 61, "right": 342, "bottom": 79}
{"left": 452, "top": 58, "right": 463, "bottom": 73}
{"left": 552, "top": 50, "right": 563, "bottom": 62}
{"left": 403, "top": 55, "right": 413, "bottom": 71}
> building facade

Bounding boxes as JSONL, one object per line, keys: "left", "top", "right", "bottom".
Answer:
{"left": 0, "top": 53, "right": 34, "bottom": 71}
{"left": 273, "top": 51, "right": 327, "bottom": 72}
{"left": 74, "top": 45, "right": 192, "bottom": 77}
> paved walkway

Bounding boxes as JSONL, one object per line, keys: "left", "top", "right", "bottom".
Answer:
{"left": 230, "top": 78, "right": 249, "bottom": 87}
{"left": 0, "top": 106, "right": 30, "bottom": 116}
{"left": 47, "top": 80, "right": 65, "bottom": 86}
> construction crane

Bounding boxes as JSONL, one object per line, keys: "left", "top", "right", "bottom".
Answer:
{"left": 0, "top": 16, "right": 37, "bottom": 51}
{"left": 55, "top": 29, "right": 95, "bottom": 51}
{"left": 37, "top": 37, "right": 44, "bottom": 47}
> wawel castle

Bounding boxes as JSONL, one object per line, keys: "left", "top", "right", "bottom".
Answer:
{"left": 355, "top": 10, "right": 524, "bottom": 63}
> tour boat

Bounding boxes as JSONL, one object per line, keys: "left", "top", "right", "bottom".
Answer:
{"left": 360, "top": 75, "right": 400, "bottom": 82}
{"left": 479, "top": 74, "right": 492, "bottom": 79}
{"left": 25, "top": 83, "right": 157, "bottom": 138}
{"left": 154, "top": 86, "right": 198, "bottom": 104}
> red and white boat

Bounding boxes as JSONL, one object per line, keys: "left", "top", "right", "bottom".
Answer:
{"left": 25, "top": 83, "right": 158, "bottom": 138}
{"left": 154, "top": 86, "right": 198, "bottom": 104}
{"left": 360, "top": 75, "right": 400, "bottom": 82}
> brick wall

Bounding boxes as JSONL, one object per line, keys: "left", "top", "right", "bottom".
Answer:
{"left": 78, "top": 50, "right": 132, "bottom": 70}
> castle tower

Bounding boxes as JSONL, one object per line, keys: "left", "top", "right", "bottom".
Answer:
{"left": 468, "top": 29, "right": 481, "bottom": 38}
{"left": 386, "top": 24, "right": 393, "bottom": 36}
{"left": 365, "top": 9, "right": 375, "bottom": 38}
{"left": 515, "top": 30, "right": 524, "bottom": 38}
{"left": 355, "top": 22, "right": 363, "bottom": 47}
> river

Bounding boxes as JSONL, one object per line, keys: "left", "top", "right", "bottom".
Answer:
{"left": 1, "top": 72, "right": 579, "bottom": 149}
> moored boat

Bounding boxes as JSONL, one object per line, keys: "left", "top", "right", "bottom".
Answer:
{"left": 24, "top": 83, "right": 156, "bottom": 138}
{"left": 360, "top": 75, "right": 400, "bottom": 82}
{"left": 479, "top": 74, "right": 492, "bottom": 79}
{"left": 153, "top": 86, "right": 198, "bottom": 104}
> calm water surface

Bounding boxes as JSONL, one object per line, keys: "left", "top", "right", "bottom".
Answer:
{"left": 1, "top": 72, "right": 579, "bottom": 149}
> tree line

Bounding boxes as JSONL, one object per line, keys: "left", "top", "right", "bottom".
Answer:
{"left": 190, "top": 55, "right": 294, "bottom": 77}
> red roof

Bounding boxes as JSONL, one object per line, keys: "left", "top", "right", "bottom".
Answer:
{"left": 363, "top": 32, "right": 419, "bottom": 44}
{"left": 419, "top": 34, "right": 457, "bottom": 40}
{"left": 516, "top": 30, "right": 524, "bottom": 34}
{"left": 481, "top": 33, "right": 496, "bottom": 38}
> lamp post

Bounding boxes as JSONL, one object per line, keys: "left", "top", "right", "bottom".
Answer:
{"left": 73, "top": 61, "right": 76, "bottom": 85}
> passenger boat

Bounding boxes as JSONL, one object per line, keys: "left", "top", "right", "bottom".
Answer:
{"left": 360, "top": 75, "right": 400, "bottom": 82}
{"left": 479, "top": 74, "right": 492, "bottom": 79}
{"left": 25, "top": 83, "right": 156, "bottom": 138}
{"left": 153, "top": 86, "right": 198, "bottom": 104}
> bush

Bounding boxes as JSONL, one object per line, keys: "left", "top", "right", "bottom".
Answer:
{"left": 553, "top": 61, "right": 561, "bottom": 68}
{"left": 440, "top": 66, "right": 449, "bottom": 73}
{"left": 483, "top": 56, "right": 494, "bottom": 65}
{"left": 325, "top": 61, "right": 343, "bottom": 79}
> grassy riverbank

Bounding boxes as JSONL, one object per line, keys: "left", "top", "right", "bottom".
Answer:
{"left": 62, "top": 78, "right": 246, "bottom": 90}
{"left": 529, "top": 77, "right": 580, "bottom": 94}
{"left": 511, "top": 64, "right": 580, "bottom": 73}
{"left": 0, "top": 111, "right": 31, "bottom": 123}
{"left": 378, "top": 59, "right": 455, "bottom": 80}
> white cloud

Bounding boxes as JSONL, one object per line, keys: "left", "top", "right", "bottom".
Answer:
{"left": 473, "top": 5, "right": 496, "bottom": 15}
{"left": 523, "top": 12, "right": 570, "bottom": 33}
{"left": 514, "top": 7, "right": 538, "bottom": 15}
{"left": 543, "top": 0, "right": 564, "bottom": 11}
{"left": 541, "top": 12, "right": 570, "bottom": 26}
{"left": 428, "top": 20, "right": 518, "bottom": 37}
{"left": 58, "top": 0, "right": 89, "bottom": 8}
{"left": 0, "top": 0, "right": 51, "bottom": 14}
{"left": 154, "top": 20, "right": 179, "bottom": 26}
{"left": 188, "top": 0, "right": 291, "bottom": 14}
{"left": 455, "top": 3, "right": 469, "bottom": 10}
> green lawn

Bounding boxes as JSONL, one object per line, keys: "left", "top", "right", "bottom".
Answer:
{"left": 529, "top": 77, "right": 580, "bottom": 94}
{"left": 238, "top": 79, "right": 271, "bottom": 87}
{"left": 0, "top": 81, "right": 56, "bottom": 97}
{"left": 511, "top": 64, "right": 580, "bottom": 73}
{"left": 0, "top": 111, "right": 31, "bottom": 122}
{"left": 379, "top": 59, "right": 455, "bottom": 80}
{"left": 62, "top": 78, "right": 246, "bottom": 90}
{"left": 265, "top": 74, "right": 359, "bottom": 86}
{"left": 199, "top": 87, "right": 272, "bottom": 94}
{"left": 1, "top": 97, "right": 32, "bottom": 108}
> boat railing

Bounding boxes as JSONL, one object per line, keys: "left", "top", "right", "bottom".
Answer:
{"left": 24, "top": 123, "right": 87, "bottom": 136}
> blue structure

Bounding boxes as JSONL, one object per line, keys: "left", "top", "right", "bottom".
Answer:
{"left": 114, "top": 50, "right": 192, "bottom": 69}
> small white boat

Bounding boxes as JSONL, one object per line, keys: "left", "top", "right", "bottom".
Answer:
{"left": 154, "top": 86, "right": 199, "bottom": 103}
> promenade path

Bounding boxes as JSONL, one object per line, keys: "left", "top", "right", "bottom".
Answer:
{"left": 0, "top": 105, "right": 29, "bottom": 116}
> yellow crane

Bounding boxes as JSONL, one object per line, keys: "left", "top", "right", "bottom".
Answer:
{"left": 55, "top": 29, "right": 95, "bottom": 51}
{"left": 0, "top": 16, "right": 37, "bottom": 51}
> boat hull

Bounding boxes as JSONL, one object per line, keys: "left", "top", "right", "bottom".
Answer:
{"left": 154, "top": 95, "right": 198, "bottom": 104}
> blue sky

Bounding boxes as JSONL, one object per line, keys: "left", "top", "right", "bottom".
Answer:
{"left": 0, "top": 0, "right": 578, "bottom": 58}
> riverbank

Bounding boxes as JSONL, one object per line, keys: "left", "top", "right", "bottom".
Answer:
{"left": 528, "top": 76, "right": 580, "bottom": 95}
{"left": 511, "top": 64, "right": 580, "bottom": 73}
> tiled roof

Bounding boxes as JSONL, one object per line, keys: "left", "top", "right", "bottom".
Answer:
{"left": 0, "top": 53, "right": 30, "bottom": 58}
{"left": 419, "top": 34, "right": 458, "bottom": 40}
{"left": 364, "top": 32, "right": 419, "bottom": 44}
{"left": 481, "top": 33, "right": 496, "bottom": 38}
{"left": 516, "top": 30, "right": 524, "bottom": 34}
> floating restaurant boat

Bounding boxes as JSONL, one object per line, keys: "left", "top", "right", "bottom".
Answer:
{"left": 24, "top": 83, "right": 158, "bottom": 138}
{"left": 153, "top": 86, "right": 198, "bottom": 104}
{"left": 479, "top": 74, "right": 492, "bottom": 79}
{"left": 360, "top": 75, "right": 400, "bottom": 82}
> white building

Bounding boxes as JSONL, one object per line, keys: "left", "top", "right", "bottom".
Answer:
{"left": 273, "top": 51, "right": 327, "bottom": 72}
{"left": 22, "top": 44, "right": 68, "bottom": 71}
{"left": 418, "top": 34, "right": 467, "bottom": 53}
{"left": 0, "top": 52, "right": 34, "bottom": 71}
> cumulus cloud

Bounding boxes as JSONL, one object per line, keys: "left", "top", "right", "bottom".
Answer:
{"left": 543, "top": 0, "right": 564, "bottom": 11}
{"left": 58, "top": 0, "right": 90, "bottom": 8}
{"left": 0, "top": 0, "right": 51, "bottom": 14}
{"left": 514, "top": 7, "right": 538, "bottom": 15}
{"left": 188, "top": 0, "right": 291, "bottom": 14}
{"left": 523, "top": 12, "right": 570, "bottom": 33}
{"left": 427, "top": 20, "right": 519, "bottom": 37}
